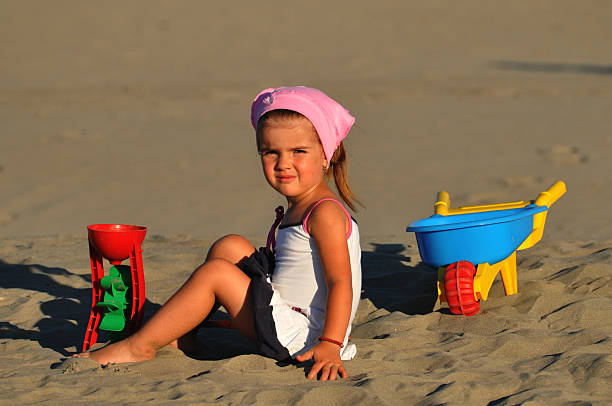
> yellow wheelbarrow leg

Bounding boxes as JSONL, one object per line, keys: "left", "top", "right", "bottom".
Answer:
{"left": 438, "top": 251, "right": 519, "bottom": 304}
{"left": 437, "top": 267, "right": 447, "bottom": 303}
{"left": 473, "top": 251, "right": 518, "bottom": 301}
{"left": 499, "top": 251, "right": 518, "bottom": 296}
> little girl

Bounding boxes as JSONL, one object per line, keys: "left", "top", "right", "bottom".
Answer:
{"left": 79, "top": 86, "right": 362, "bottom": 381}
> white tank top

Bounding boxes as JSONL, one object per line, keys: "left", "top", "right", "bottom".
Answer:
{"left": 270, "top": 200, "right": 362, "bottom": 346}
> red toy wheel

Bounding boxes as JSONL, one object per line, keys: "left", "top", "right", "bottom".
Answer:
{"left": 444, "top": 261, "right": 480, "bottom": 316}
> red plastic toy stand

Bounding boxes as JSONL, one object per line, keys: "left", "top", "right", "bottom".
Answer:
{"left": 82, "top": 224, "right": 147, "bottom": 352}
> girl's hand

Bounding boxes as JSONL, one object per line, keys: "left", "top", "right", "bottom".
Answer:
{"left": 295, "top": 341, "right": 348, "bottom": 380}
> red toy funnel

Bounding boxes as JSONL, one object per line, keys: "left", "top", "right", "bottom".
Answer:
{"left": 88, "top": 224, "right": 147, "bottom": 265}
{"left": 83, "top": 223, "right": 148, "bottom": 351}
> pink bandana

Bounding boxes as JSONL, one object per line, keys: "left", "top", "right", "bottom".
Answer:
{"left": 251, "top": 86, "right": 355, "bottom": 163}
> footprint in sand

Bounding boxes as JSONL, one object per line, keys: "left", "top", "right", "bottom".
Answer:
{"left": 59, "top": 129, "right": 103, "bottom": 140}
{"left": 55, "top": 356, "right": 101, "bottom": 374}
{"left": 537, "top": 144, "right": 589, "bottom": 165}
{"left": 500, "top": 175, "right": 543, "bottom": 189}
{"left": 41, "top": 129, "right": 102, "bottom": 143}
{"left": 0, "top": 211, "right": 17, "bottom": 226}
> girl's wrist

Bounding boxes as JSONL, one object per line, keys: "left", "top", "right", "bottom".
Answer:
{"left": 318, "top": 336, "right": 344, "bottom": 348}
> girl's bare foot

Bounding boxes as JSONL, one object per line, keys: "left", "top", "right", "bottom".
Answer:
{"left": 75, "top": 338, "right": 155, "bottom": 365}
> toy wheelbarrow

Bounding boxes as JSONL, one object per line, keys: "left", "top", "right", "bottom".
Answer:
{"left": 406, "top": 180, "right": 566, "bottom": 316}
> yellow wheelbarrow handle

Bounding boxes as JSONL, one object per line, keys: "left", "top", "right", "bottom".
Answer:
{"left": 534, "top": 180, "right": 566, "bottom": 208}
{"left": 434, "top": 180, "right": 566, "bottom": 216}
{"left": 432, "top": 181, "right": 566, "bottom": 250}
{"left": 519, "top": 180, "right": 566, "bottom": 250}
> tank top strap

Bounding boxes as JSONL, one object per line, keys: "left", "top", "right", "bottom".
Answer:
{"left": 302, "top": 198, "right": 352, "bottom": 239}
{"left": 266, "top": 205, "right": 285, "bottom": 254}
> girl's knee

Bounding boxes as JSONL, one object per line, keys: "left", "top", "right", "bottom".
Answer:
{"left": 207, "top": 234, "right": 255, "bottom": 263}
{"left": 214, "top": 234, "right": 253, "bottom": 249}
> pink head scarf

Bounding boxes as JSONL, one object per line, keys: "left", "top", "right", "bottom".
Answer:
{"left": 251, "top": 86, "right": 355, "bottom": 163}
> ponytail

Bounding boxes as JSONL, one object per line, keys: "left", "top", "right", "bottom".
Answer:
{"left": 327, "top": 142, "right": 362, "bottom": 211}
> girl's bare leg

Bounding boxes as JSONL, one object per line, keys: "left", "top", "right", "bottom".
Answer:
{"left": 80, "top": 235, "right": 257, "bottom": 364}
{"left": 170, "top": 234, "right": 256, "bottom": 352}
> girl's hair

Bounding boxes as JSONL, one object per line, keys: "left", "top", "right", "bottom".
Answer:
{"left": 256, "top": 109, "right": 361, "bottom": 211}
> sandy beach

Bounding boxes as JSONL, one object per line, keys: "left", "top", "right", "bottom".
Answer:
{"left": 1, "top": 1, "right": 611, "bottom": 404}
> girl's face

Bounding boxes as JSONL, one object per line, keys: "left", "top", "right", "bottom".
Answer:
{"left": 258, "top": 117, "right": 328, "bottom": 202}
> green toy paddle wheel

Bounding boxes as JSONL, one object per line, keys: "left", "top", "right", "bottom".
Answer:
{"left": 95, "top": 265, "right": 133, "bottom": 341}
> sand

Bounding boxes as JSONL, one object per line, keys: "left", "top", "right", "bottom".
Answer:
{"left": 1, "top": 1, "right": 611, "bottom": 405}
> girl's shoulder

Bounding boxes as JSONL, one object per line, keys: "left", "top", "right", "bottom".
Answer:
{"left": 303, "top": 197, "right": 352, "bottom": 237}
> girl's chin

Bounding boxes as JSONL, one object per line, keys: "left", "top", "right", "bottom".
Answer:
{"left": 272, "top": 185, "right": 302, "bottom": 198}
{"left": 275, "top": 188, "right": 298, "bottom": 197}
{"left": 269, "top": 180, "right": 327, "bottom": 199}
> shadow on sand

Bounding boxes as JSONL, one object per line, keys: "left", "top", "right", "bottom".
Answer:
{"left": 490, "top": 60, "right": 612, "bottom": 76}
{"left": 1, "top": 241, "right": 440, "bottom": 361}
{"left": 361, "top": 243, "right": 439, "bottom": 315}
{"left": 0, "top": 259, "right": 161, "bottom": 357}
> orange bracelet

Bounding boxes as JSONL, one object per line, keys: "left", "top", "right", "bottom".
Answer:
{"left": 318, "top": 336, "right": 344, "bottom": 348}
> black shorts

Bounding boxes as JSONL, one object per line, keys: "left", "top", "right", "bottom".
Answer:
{"left": 236, "top": 248, "right": 292, "bottom": 362}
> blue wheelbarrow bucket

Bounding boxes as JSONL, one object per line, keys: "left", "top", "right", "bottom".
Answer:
{"left": 406, "top": 205, "right": 548, "bottom": 267}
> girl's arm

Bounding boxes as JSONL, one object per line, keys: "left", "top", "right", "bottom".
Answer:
{"left": 295, "top": 201, "right": 353, "bottom": 381}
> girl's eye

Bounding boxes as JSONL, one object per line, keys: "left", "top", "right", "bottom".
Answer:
{"left": 294, "top": 149, "right": 306, "bottom": 154}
